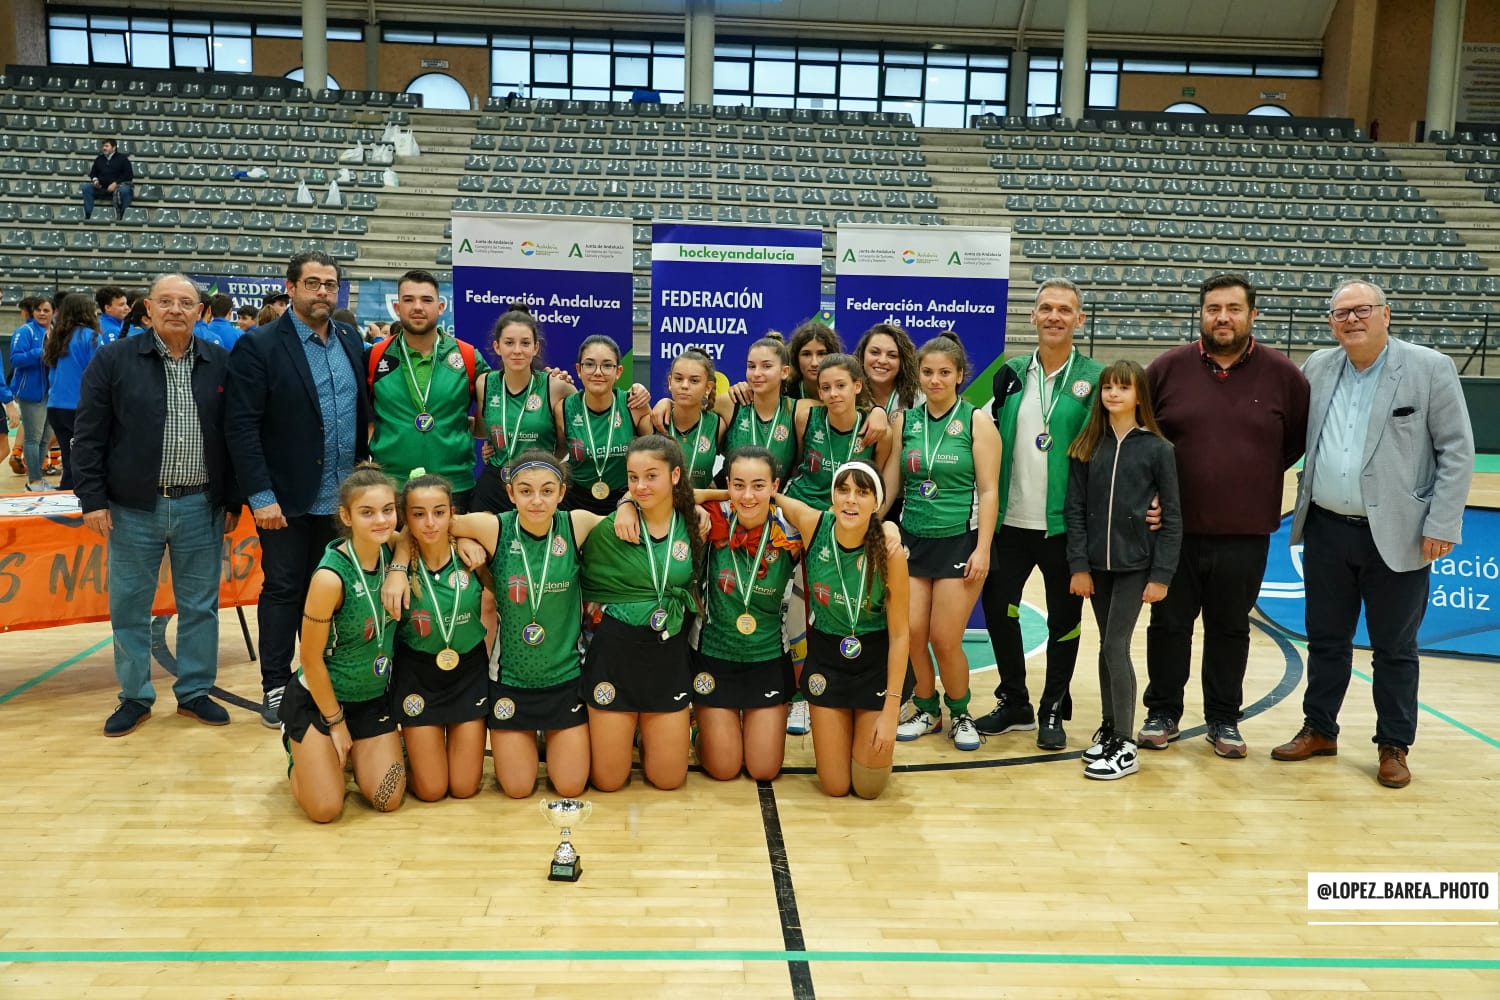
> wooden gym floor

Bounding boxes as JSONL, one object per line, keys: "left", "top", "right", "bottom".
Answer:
{"left": 0, "top": 468, "right": 1496, "bottom": 999}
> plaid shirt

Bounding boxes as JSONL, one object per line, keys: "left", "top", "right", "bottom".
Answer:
{"left": 154, "top": 332, "right": 208, "bottom": 487}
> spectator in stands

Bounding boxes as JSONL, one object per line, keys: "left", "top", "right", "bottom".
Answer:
{"left": 44, "top": 292, "right": 104, "bottom": 491}
{"left": 72, "top": 273, "right": 241, "bottom": 737}
{"left": 1273, "top": 280, "right": 1474, "bottom": 789}
{"left": 1141, "top": 273, "right": 1309, "bottom": 759}
{"left": 235, "top": 305, "right": 258, "bottom": 333}
{"left": 8, "top": 297, "right": 52, "bottom": 490}
{"left": 976, "top": 277, "right": 1105, "bottom": 749}
{"left": 226, "top": 251, "right": 371, "bottom": 729}
{"left": 96, "top": 286, "right": 129, "bottom": 344}
{"left": 202, "top": 293, "right": 241, "bottom": 352}
{"left": 82, "top": 139, "right": 133, "bottom": 221}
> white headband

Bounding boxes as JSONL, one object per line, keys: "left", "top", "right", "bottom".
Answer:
{"left": 832, "top": 460, "right": 884, "bottom": 510}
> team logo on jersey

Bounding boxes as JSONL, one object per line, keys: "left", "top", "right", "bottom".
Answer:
{"left": 446, "top": 350, "right": 465, "bottom": 371}
{"left": 569, "top": 439, "right": 585, "bottom": 462}
{"left": 696, "top": 436, "right": 711, "bottom": 454}
{"left": 507, "top": 574, "right": 529, "bottom": 604}
{"left": 809, "top": 428, "right": 824, "bottom": 444}
{"left": 612, "top": 413, "right": 623, "bottom": 428}
{"left": 817, "top": 545, "right": 832, "bottom": 563}
{"left": 593, "top": 681, "right": 616, "bottom": 706}
{"left": 905, "top": 449, "right": 923, "bottom": 475}
{"left": 493, "top": 697, "right": 516, "bottom": 721}
{"left": 362, "top": 616, "right": 377, "bottom": 641}
{"left": 671, "top": 540, "right": 690, "bottom": 561}
{"left": 717, "top": 568, "right": 736, "bottom": 595}
{"left": 806, "top": 449, "right": 822, "bottom": 474}
{"left": 551, "top": 535, "right": 568, "bottom": 557}
{"left": 693, "top": 672, "right": 716, "bottom": 695}
{"left": 812, "top": 582, "right": 831, "bottom": 605}
{"left": 402, "top": 694, "right": 425, "bottom": 717}
{"left": 946, "top": 418, "right": 963, "bottom": 436}
{"left": 525, "top": 393, "right": 543, "bottom": 411}
{"left": 409, "top": 609, "right": 432, "bottom": 638}
{"left": 376, "top": 356, "right": 395, "bottom": 375}
{"left": 806, "top": 672, "right": 828, "bottom": 696}
{"left": 449, "top": 569, "right": 470, "bottom": 589}
{"left": 1072, "top": 379, "right": 1093, "bottom": 398}
{"left": 773, "top": 424, "right": 790, "bottom": 442}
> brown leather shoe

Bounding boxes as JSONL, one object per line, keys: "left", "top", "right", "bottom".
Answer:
{"left": 1271, "top": 725, "right": 1338, "bottom": 761}
{"left": 1378, "top": 745, "right": 1411, "bottom": 788}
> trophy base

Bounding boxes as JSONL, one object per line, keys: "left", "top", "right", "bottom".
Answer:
{"left": 548, "top": 856, "right": 583, "bottom": 882}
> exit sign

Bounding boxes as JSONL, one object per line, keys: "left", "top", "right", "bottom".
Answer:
{"left": 1182, "top": 86, "right": 1196, "bottom": 97}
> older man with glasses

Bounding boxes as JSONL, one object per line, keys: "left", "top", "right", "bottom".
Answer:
{"left": 1273, "top": 280, "right": 1474, "bottom": 788}
{"left": 226, "top": 251, "right": 371, "bottom": 728}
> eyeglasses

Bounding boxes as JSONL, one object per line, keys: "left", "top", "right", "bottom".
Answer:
{"left": 299, "top": 278, "right": 341, "bottom": 293}
{"left": 578, "top": 360, "right": 618, "bottom": 374}
{"left": 150, "top": 298, "right": 199, "bottom": 312}
{"left": 1328, "top": 303, "right": 1381, "bottom": 323}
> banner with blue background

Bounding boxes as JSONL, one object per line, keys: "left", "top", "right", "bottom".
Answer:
{"left": 354, "top": 277, "right": 454, "bottom": 337}
{"left": 451, "top": 213, "right": 633, "bottom": 377}
{"left": 1256, "top": 506, "right": 1500, "bottom": 660}
{"left": 650, "top": 222, "right": 823, "bottom": 394}
{"left": 191, "top": 274, "right": 349, "bottom": 312}
{"left": 833, "top": 225, "right": 1010, "bottom": 406}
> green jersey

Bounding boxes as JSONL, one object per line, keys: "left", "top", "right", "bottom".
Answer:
{"left": 803, "top": 513, "right": 887, "bottom": 636}
{"left": 898, "top": 399, "right": 979, "bottom": 538}
{"left": 482, "top": 370, "right": 557, "bottom": 469}
{"left": 581, "top": 509, "right": 697, "bottom": 636}
{"left": 698, "top": 504, "right": 800, "bottom": 661}
{"left": 563, "top": 389, "right": 632, "bottom": 494}
{"left": 723, "top": 398, "right": 797, "bottom": 481}
{"left": 782, "top": 406, "right": 875, "bottom": 510}
{"left": 491, "top": 510, "right": 583, "bottom": 689}
{"left": 666, "top": 409, "right": 722, "bottom": 490}
{"left": 369, "top": 334, "right": 489, "bottom": 490}
{"left": 300, "top": 540, "right": 394, "bottom": 703}
{"left": 397, "top": 548, "right": 486, "bottom": 656}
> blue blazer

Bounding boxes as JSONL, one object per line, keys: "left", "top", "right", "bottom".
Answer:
{"left": 224, "top": 309, "right": 370, "bottom": 518}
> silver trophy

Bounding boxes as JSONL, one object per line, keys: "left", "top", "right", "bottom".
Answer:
{"left": 539, "top": 797, "right": 593, "bottom": 882}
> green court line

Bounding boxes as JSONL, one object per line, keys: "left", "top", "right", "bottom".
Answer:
{"left": 1474, "top": 453, "right": 1500, "bottom": 474}
{"left": 1, "top": 948, "right": 1497, "bottom": 970}
{"left": 0, "top": 637, "right": 110, "bottom": 707}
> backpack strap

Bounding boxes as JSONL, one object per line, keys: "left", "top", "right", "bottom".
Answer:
{"left": 366, "top": 333, "right": 396, "bottom": 388}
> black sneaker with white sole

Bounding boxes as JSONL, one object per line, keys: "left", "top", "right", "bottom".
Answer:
{"left": 261, "top": 685, "right": 284, "bottom": 729}
{"left": 973, "top": 697, "right": 1036, "bottom": 736}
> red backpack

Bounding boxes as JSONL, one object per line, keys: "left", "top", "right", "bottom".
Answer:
{"left": 367, "top": 334, "right": 479, "bottom": 400}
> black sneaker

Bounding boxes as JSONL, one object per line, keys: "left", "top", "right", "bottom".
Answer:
{"left": 261, "top": 685, "right": 285, "bottom": 729}
{"left": 1137, "top": 711, "right": 1180, "bottom": 750}
{"left": 1082, "top": 726, "right": 1110, "bottom": 764}
{"left": 1207, "top": 720, "right": 1247, "bottom": 759}
{"left": 1036, "top": 711, "right": 1067, "bottom": 750}
{"left": 104, "top": 700, "right": 152, "bottom": 738}
{"left": 177, "top": 695, "right": 230, "bottom": 727}
{"left": 973, "top": 698, "right": 1036, "bottom": 736}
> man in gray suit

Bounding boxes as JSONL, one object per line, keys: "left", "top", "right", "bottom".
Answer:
{"left": 1272, "top": 279, "right": 1474, "bottom": 788}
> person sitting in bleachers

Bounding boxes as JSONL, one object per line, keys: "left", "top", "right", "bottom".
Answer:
{"left": 81, "top": 140, "right": 133, "bottom": 221}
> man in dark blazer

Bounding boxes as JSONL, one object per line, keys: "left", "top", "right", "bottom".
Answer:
{"left": 73, "top": 273, "right": 242, "bottom": 737}
{"left": 225, "top": 251, "right": 369, "bottom": 727}
{"left": 1272, "top": 279, "right": 1474, "bottom": 789}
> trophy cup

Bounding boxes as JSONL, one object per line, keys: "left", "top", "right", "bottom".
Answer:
{"left": 539, "top": 798, "right": 593, "bottom": 882}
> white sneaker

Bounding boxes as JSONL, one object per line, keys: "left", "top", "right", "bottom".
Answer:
{"left": 1083, "top": 736, "right": 1139, "bottom": 780}
{"left": 896, "top": 709, "right": 940, "bottom": 741}
{"left": 949, "top": 714, "right": 983, "bottom": 751}
{"left": 897, "top": 698, "right": 917, "bottom": 724}
{"left": 786, "top": 700, "right": 810, "bottom": 735}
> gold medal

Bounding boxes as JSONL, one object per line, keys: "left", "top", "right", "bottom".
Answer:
{"left": 735, "top": 612, "right": 757, "bottom": 636}
{"left": 591, "top": 480, "right": 610, "bottom": 500}
{"left": 436, "top": 647, "right": 460, "bottom": 671}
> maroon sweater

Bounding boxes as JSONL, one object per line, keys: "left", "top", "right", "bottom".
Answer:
{"left": 1146, "top": 340, "right": 1309, "bottom": 536}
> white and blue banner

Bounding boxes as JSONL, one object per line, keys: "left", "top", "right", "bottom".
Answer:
{"left": 452, "top": 213, "right": 633, "bottom": 375}
{"left": 650, "top": 222, "right": 823, "bottom": 393}
{"left": 834, "top": 225, "right": 1011, "bottom": 405}
{"left": 354, "top": 277, "right": 454, "bottom": 337}
{"left": 1257, "top": 506, "right": 1500, "bottom": 660}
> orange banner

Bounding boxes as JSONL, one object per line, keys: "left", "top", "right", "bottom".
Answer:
{"left": 0, "top": 492, "right": 262, "bottom": 632}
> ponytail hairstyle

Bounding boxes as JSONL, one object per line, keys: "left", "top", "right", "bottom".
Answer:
{"left": 831, "top": 463, "right": 887, "bottom": 592}
{"left": 671, "top": 348, "right": 718, "bottom": 411}
{"left": 491, "top": 303, "right": 544, "bottom": 370}
{"left": 576, "top": 334, "right": 622, "bottom": 364}
{"left": 747, "top": 330, "right": 790, "bottom": 368}
{"left": 855, "top": 322, "right": 920, "bottom": 410}
{"left": 43, "top": 292, "right": 99, "bottom": 368}
{"left": 400, "top": 470, "right": 456, "bottom": 602}
{"left": 627, "top": 435, "right": 704, "bottom": 591}
{"left": 915, "top": 331, "right": 969, "bottom": 389}
{"left": 786, "top": 319, "right": 842, "bottom": 399}
{"left": 333, "top": 461, "right": 399, "bottom": 539}
{"left": 815, "top": 352, "right": 873, "bottom": 411}
{"left": 723, "top": 445, "right": 781, "bottom": 494}
{"left": 1066, "top": 360, "right": 1162, "bottom": 462}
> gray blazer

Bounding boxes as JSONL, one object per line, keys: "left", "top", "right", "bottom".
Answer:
{"left": 1291, "top": 336, "right": 1474, "bottom": 572}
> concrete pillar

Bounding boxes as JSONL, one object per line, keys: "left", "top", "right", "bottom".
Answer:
{"left": 1009, "top": 47, "right": 1030, "bottom": 117}
{"left": 365, "top": 17, "right": 380, "bottom": 92}
{"left": 1061, "top": 0, "right": 1087, "bottom": 120}
{"left": 686, "top": 0, "right": 714, "bottom": 107}
{"left": 302, "top": 0, "right": 329, "bottom": 93}
{"left": 1425, "top": 0, "right": 1463, "bottom": 135}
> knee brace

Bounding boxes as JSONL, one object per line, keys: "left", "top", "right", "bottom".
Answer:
{"left": 850, "top": 760, "right": 891, "bottom": 799}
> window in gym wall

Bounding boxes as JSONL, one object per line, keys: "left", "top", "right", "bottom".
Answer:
{"left": 1165, "top": 101, "right": 1208, "bottom": 113}
{"left": 407, "top": 73, "right": 471, "bottom": 111}
{"left": 45, "top": 11, "right": 264, "bottom": 72}
{"left": 1248, "top": 104, "right": 1293, "bottom": 116}
{"left": 285, "top": 68, "right": 341, "bottom": 91}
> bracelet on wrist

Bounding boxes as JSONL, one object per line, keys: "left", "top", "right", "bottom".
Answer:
{"left": 386, "top": 563, "right": 408, "bottom": 574}
{"left": 321, "top": 707, "right": 345, "bottom": 726}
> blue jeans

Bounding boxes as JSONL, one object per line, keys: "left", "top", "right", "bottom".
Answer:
{"left": 17, "top": 399, "right": 49, "bottom": 483}
{"left": 109, "top": 493, "right": 223, "bottom": 707}
{"left": 81, "top": 181, "right": 132, "bottom": 217}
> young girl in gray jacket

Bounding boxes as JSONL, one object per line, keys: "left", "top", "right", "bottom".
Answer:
{"left": 1064, "top": 360, "right": 1182, "bottom": 780}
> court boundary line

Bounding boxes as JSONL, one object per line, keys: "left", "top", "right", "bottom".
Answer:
{"left": 757, "top": 780, "right": 815, "bottom": 999}
{"left": 0, "top": 636, "right": 111, "bottom": 707}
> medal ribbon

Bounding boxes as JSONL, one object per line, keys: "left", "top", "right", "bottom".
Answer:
{"left": 343, "top": 544, "right": 388, "bottom": 648}
{"left": 513, "top": 515, "right": 554, "bottom": 625}
{"left": 642, "top": 510, "right": 678, "bottom": 614}
{"left": 838, "top": 410, "right": 865, "bottom": 470}
{"left": 675, "top": 411, "right": 707, "bottom": 484}
{"left": 727, "top": 511, "right": 772, "bottom": 622}
{"left": 397, "top": 335, "right": 437, "bottom": 416}
{"left": 581, "top": 392, "right": 619, "bottom": 485}
{"left": 749, "top": 398, "right": 786, "bottom": 450}
{"left": 919, "top": 402, "right": 957, "bottom": 481}
{"left": 496, "top": 371, "right": 535, "bottom": 465}
{"left": 414, "top": 545, "right": 464, "bottom": 651}
{"left": 829, "top": 526, "right": 868, "bottom": 636}
{"left": 1036, "top": 350, "right": 1075, "bottom": 439}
